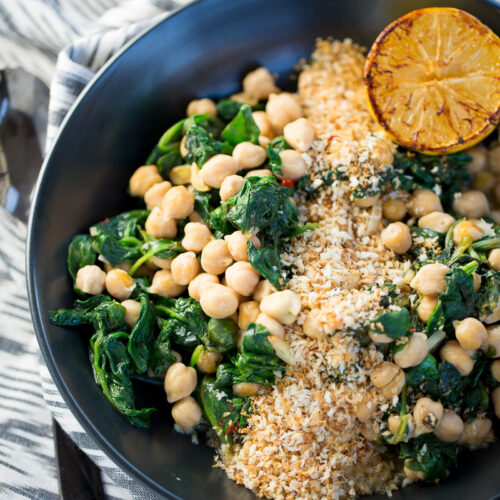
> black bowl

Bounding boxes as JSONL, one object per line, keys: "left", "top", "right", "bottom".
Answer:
{"left": 27, "top": 0, "right": 500, "bottom": 498}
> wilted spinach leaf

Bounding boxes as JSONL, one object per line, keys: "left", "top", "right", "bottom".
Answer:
{"left": 67, "top": 234, "right": 97, "bottom": 289}
{"left": 202, "top": 318, "right": 239, "bottom": 353}
{"left": 247, "top": 242, "right": 282, "bottom": 290}
{"left": 148, "top": 317, "right": 179, "bottom": 378}
{"left": 216, "top": 99, "right": 243, "bottom": 122}
{"left": 370, "top": 308, "right": 410, "bottom": 339}
{"left": 221, "top": 104, "right": 259, "bottom": 145}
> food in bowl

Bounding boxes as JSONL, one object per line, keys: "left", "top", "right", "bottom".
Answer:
{"left": 50, "top": 8, "right": 500, "bottom": 499}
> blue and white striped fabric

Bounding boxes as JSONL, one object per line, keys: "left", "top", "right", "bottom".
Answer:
{"left": 0, "top": 1, "right": 189, "bottom": 497}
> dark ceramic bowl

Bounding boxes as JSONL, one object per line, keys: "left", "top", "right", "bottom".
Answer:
{"left": 27, "top": 0, "right": 500, "bottom": 498}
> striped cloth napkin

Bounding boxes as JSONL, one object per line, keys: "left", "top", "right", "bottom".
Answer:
{"left": 0, "top": 1, "right": 189, "bottom": 498}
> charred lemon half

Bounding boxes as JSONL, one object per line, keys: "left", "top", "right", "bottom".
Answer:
{"left": 364, "top": 8, "right": 500, "bottom": 154}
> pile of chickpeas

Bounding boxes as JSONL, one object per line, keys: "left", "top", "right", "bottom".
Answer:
{"left": 73, "top": 67, "right": 317, "bottom": 432}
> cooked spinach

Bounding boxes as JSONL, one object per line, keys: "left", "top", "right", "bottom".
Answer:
{"left": 247, "top": 243, "right": 282, "bottom": 289}
{"left": 202, "top": 318, "right": 239, "bottom": 353}
{"left": 406, "top": 354, "right": 439, "bottom": 395}
{"left": 193, "top": 189, "right": 220, "bottom": 224}
{"left": 148, "top": 317, "right": 179, "bottom": 378}
{"left": 221, "top": 104, "right": 259, "bottom": 145}
{"left": 266, "top": 136, "right": 290, "bottom": 176}
{"left": 184, "top": 124, "right": 222, "bottom": 166}
{"left": 145, "top": 118, "right": 185, "bottom": 166}
{"left": 216, "top": 99, "right": 243, "bottom": 122}
{"left": 369, "top": 308, "right": 410, "bottom": 339}
{"left": 476, "top": 270, "right": 500, "bottom": 318}
{"left": 209, "top": 204, "right": 233, "bottom": 239}
{"left": 67, "top": 234, "right": 97, "bottom": 290}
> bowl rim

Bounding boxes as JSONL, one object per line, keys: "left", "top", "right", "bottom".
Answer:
{"left": 26, "top": 1, "right": 203, "bottom": 497}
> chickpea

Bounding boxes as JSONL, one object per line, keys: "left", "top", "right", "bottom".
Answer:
{"left": 199, "top": 283, "right": 239, "bottom": 319}
{"left": 459, "top": 417, "right": 492, "bottom": 449}
{"left": 452, "top": 220, "right": 484, "bottom": 246}
{"left": 242, "top": 67, "right": 278, "bottom": 100}
{"left": 472, "top": 170, "right": 496, "bottom": 193}
{"left": 230, "top": 92, "right": 258, "bottom": 106}
{"left": 440, "top": 340, "right": 474, "bottom": 376}
{"left": 161, "top": 185, "right": 194, "bottom": 219}
{"left": 224, "top": 230, "right": 261, "bottom": 262}
{"left": 487, "top": 143, "right": 500, "bottom": 174}
{"left": 492, "top": 386, "right": 500, "bottom": 419}
{"left": 144, "top": 181, "right": 171, "bottom": 209}
{"left": 121, "top": 299, "right": 141, "bottom": 329}
{"left": 186, "top": 98, "right": 216, "bottom": 117}
{"left": 75, "top": 265, "right": 106, "bottom": 295}
{"left": 256, "top": 313, "right": 285, "bottom": 339}
{"left": 188, "top": 273, "right": 219, "bottom": 302}
{"left": 369, "top": 331, "right": 392, "bottom": 344}
{"left": 278, "top": 150, "right": 308, "bottom": 180}
{"left": 182, "top": 222, "right": 213, "bottom": 252}
{"left": 189, "top": 210, "right": 205, "bottom": 224}
{"left": 383, "top": 198, "right": 407, "bottom": 221}
{"left": 380, "top": 222, "right": 412, "bottom": 254}
{"left": 491, "top": 360, "right": 500, "bottom": 382}
{"left": 253, "top": 279, "right": 276, "bottom": 302}
{"left": 355, "top": 397, "right": 377, "bottom": 423}
{"left": 417, "top": 296, "right": 438, "bottom": 323}
{"left": 145, "top": 207, "right": 177, "bottom": 239}
{"left": 418, "top": 211, "right": 455, "bottom": 233}
{"left": 408, "top": 190, "right": 443, "bottom": 218}
{"left": 413, "top": 397, "right": 443, "bottom": 435}
{"left": 283, "top": 118, "right": 314, "bottom": 152}
{"left": 238, "top": 300, "right": 260, "bottom": 329}
{"left": 221, "top": 276, "right": 246, "bottom": 305}
{"left": 303, "top": 309, "right": 327, "bottom": 341}
{"left": 233, "top": 382, "right": 261, "bottom": 397}
{"left": 454, "top": 317, "right": 487, "bottom": 351}
{"left": 488, "top": 248, "right": 500, "bottom": 271}
{"left": 473, "top": 272, "right": 481, "bottom": 292}
{"left": 434, "top": 409, "right": 464, "bottom": 442}
{"left": 201, "top": 239, "right": 233, "bottom": 275}
{"left": 465, "top": 144, "right": 487, "bottom": 174}
{"left": 171, "top": 396, "right": 202, "bottom": 432}
{"left": 410, "top": 263, "right": 449, "bottom": 296}
{"left": 453, "top": 191, "right": 489, "bottom": 218}
{"left": 129, "top": 165, "right": 162, "bottom": 197}
{"left": 252, "top": 111, "right": 275, "bottom": 139}
{"left": 483, "top": 299, "right": 500, "bottom": 325}
{"left": 260, "top": 290, "right": 301, "bottom": 325}
{"left": 149, "top": 256, "right": 172, "bottom": 270}
{"left": 232, "top": 142, "right": 266, "bottom": 170}
{"left": 169, "top": 165, "right": 192, "bottom": 186}
{"left": 394, "top": 332, "right": 428, "bottom": 369}
{"left": 353, "top": 194, "right": 379, "bottom": 208}
{"left": 170, "top": 252, "right": 200, "bottom": 286}
{"left": 196, "top": 351, "right": 221, "bottom": 374}
{"left": 485, "top": 325, "right": 500, "bottom": 357}
{"left": 244, "top": 168, "right": 273, "bottom": 178}
{"left": 180, "top": 136, "right": 188, "bottom": 158}
{"left": 225, "top": 261, "right": 260, "bottom": 296}
{"left": 105, "top": 269, "right": 136, "bottom": 301}
{"left": 265, "top": 92, "right": 302, "bottom": 133}
{"left": 403, "top": 460, "right": 425, "bottom": 481}
{"left": 220, "top": 175, "right": 245, "bottom": 201}
{"left": 199, "top": 154, "right": 238, "bottom": 188}
{"left": 370, "top": 362, "right": 399, "bottom": 388}
{"left": 380, "top": 369, "right": 405, "bottom": 399}
{"left": 164, "top": 362, "right": 197, "bottom": 403}
{"left": 491, "top": 210, "right": 500, "bottom": 224}
{"left": 149, "top": 269, "right": 186, "bottom": 298}
{"left": 258, "top": 136, "right": 271, "bottom": 148}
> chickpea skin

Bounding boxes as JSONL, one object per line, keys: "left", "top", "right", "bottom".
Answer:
{"left": 238, "top": 300, "right": 261, "bottom": 330}
{"left": 220, "top": 175, "right": 245, "bottom": 201}
{"left": 410, "top": 263, "right": 449, "bottom": 296}
{"left": 453, "top": 191, "right": 490, "bottom": 218}
{"left": 164, "top": 362, "right": 197, "bottom": 403}
{"left": 253, "top": 279, "right": 276, "bottom": 302}
{"left": 473, "top": 272, "right": 481, "bottom": 292}
{"left": 265, "top": 92, "right": 302, "bottom": 133}
{"left": 196, "top": 351, "right": 221, "bottom": 374}
{"left": 201, "top": 239, "right": 233, "bottom": 275}
{"left": 452, "top": 220, "right": 485, "bottom": 246}
{"left": 186, "top": 98, "right": 216, "bottom": 117}
{"left": 413, "top": 397, "right": 443, "bottom": 434}
{"left": 188, "top": 273, "right": 219, "bottom": 302}
{"left": 465, "top": 144, "right": 487, "bottom": 174}
{"left": 144, "top": 181, "right": 171, "bottom": 209}
{"left": 440, "top": 340, "right": 474, "bottom": 376}
{"left": 408, "top": 190, "right": 443, "bottom": 218}
{"left": 283, "top": 118, "right": 314, "bottom": 152}
{"left": 279, "top": 150, "right": 308, "bottom": 180}
{"left": 181, "top": 222, "right": 213, "bottom": 252}
{"left": 105, "top": 269, "right": 136, "bottom": 301}
{"left": 161, "top": 185, "right": 195, "bottom": 219}
{"left": 394, "top": 332, "right": 428, "bottom": 369}
{"left": 260, "top": 290, "right": 301, "bottom": 325}
{"left": 200, "top": 154, "right": 239, "bottom": 188}
{"left": 434, "top": 409, "right": 464, "bottom": 442}
{"left": 491, "top": 386, "right": 500, "bottom": 419}
{"left": 454, "top": 317, "right": 487, "bottom": 351}
{"left": 380, "top": 222, "right": 412, "bottom": 254}
{"left": 75, "top": 265, "right": 106, "bottom": 295}
{"left": 488, "top": 248, "right": 500, "bottom": 271}
{"left": 460, "top": 418, "right": 492, "bottom": 449}
{"left": 225, "top": 261, "right": 260, "bottom": 297}
{"left": 224, "top": 230, "right": 261, "bottom": 262}
{"left": 121, "top": 299, "right": 141, "bottom": 329}
{"left": 243, "top": 67, "right": 278, "bottom": 100}
{"left": 383, "top": 198, "right": 407, "bottom": 222}
{"left": 199, "top": 284, "right": 239, "bottom": 319}
{"left": 171, "top": 396, "right": 202, "bottom": 432}
{"left": 149, "top": 270, "right": 186, "bottom": 298}
{"left": 233, "top": 382, "right": 261, "bottom": 397}
{"left": 417, "top": 296, "right": 438, "bottom": 323}
{"left": 232, "top": 142, "right": 267, "bottom": 170}
{"left": 256, "top": 313, "right": 285, "bottom": 339}
{"left": 244, "top": 168, "right": 273, "bottom": 178}
{"left": 370, "top": 362, "right": 399, "bottom": 388}
{"left": 171, "top": 252, "right": 200, "bottom": 286}
{"left": 145, "top": 207, "right": 177, "bottom": 239}
{"left": 129, "top": 165, "right": 163, "bottom": 197}
{"left": 418, "top": 211, "right": 455, "bottom": 233}
{"left": 487, "top": 143, "right": 500, "bottom": 174}
{"left": 491, "top": 360, "right": 500, "bottom": 382}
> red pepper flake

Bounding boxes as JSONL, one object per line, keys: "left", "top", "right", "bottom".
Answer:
{"left": 99, "top": 217, "right": 110, "bottom": 225}
{"left": 225, "top": 423, "right": 235, "bottom": 435}
{"left": 280, "top": 178, "right": 294, "bottom": 189}
{"left": 409, "top": 328, "right": 416, "bottom": 332}
{"left": 328, "top": 134, "right": 338, "bottom": 141}
{"left": 228, "top": 406, "right": 234, "bottom": 411}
